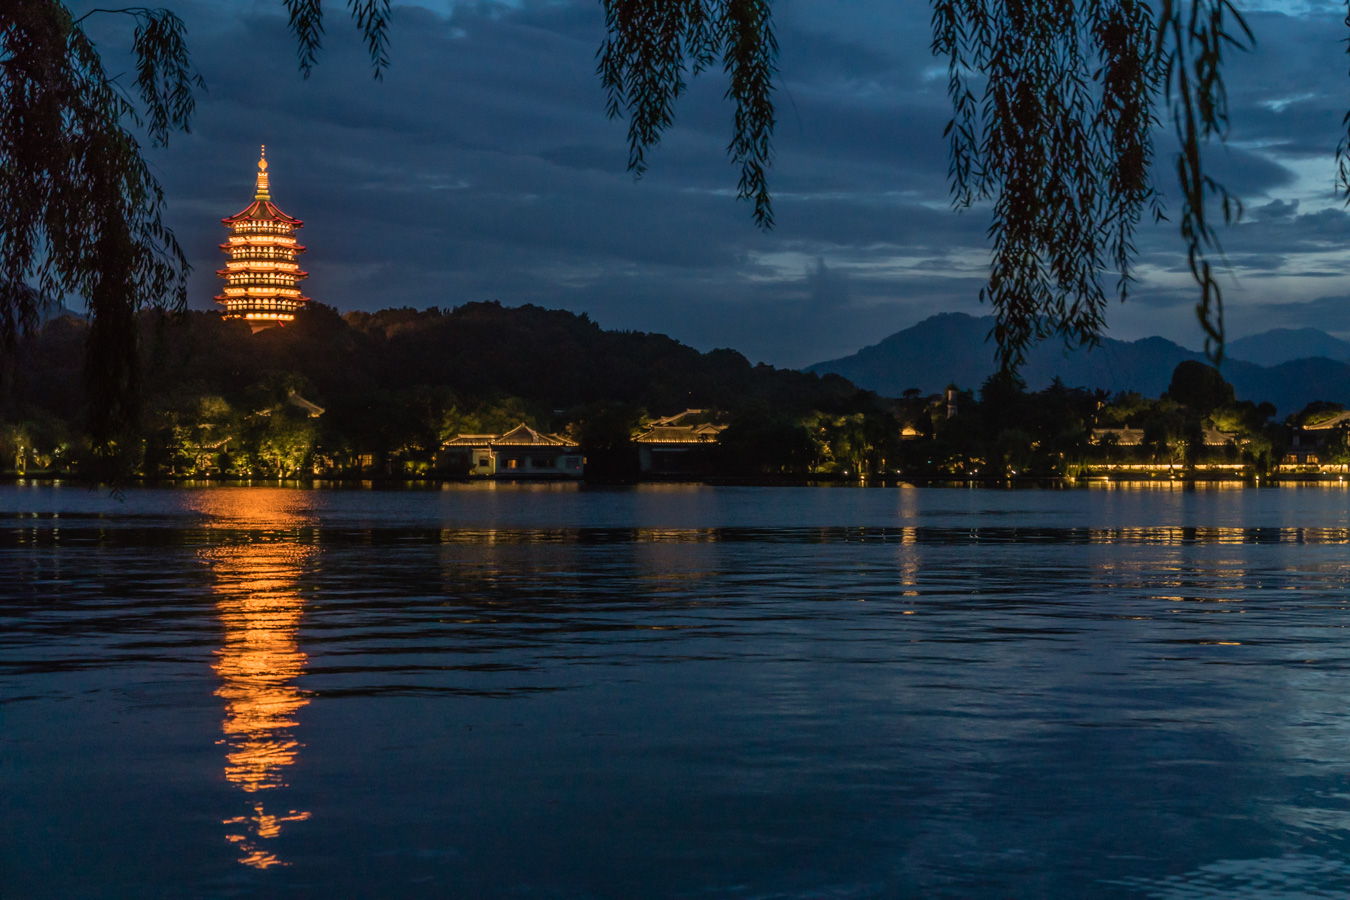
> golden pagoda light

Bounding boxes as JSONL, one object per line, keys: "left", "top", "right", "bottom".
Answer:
{"left": 215, "top": 145, "right": 310, "bottom": 330}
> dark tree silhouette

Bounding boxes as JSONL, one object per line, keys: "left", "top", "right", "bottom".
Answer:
{"left": 1, "top": 2, "right": 206, "bottom": 444}
{"left": 1165, "top": 359, "right": 1235, "bottom": 417}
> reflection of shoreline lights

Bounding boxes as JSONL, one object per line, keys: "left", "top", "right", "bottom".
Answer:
{"left": 223, "top": 805, "right": 312, "bottom": 870}
{"left": 197, "top": 491, "right": 314, "bottom": 870}
{"left": 213, "top": 543, "right": 310, "bottom": 791}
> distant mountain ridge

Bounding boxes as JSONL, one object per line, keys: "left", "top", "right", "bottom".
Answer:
{"left": 1226, "top": 327, "right": 1350, "bottom": 367}
{"left": 806, "top": 313, "right": 1350, "bottom": 415}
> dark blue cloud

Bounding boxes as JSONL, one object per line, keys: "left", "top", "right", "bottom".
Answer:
{"left": 83, "top": 0, "right": 1350, "bottom": 365}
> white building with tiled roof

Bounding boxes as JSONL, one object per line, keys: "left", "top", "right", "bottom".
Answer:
{"left": 440, "top": 424, "right": 583, "bottom": 478}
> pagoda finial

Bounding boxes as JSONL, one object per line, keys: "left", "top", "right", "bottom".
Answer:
{"left": 255, "top": 145, "right": 271, "bottom": 200}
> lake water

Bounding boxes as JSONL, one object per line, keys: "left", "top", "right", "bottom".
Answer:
{"left": 6, "top": 482, "right": 1350, "bottom": 898}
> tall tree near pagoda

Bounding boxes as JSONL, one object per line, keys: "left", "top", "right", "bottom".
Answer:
{"left": 1, "top": 2, "right": 203, "bottom": 446}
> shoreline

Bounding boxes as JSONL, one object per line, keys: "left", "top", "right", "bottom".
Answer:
{"left": 4, "top": 472, "right": 1349, "bottom": 489}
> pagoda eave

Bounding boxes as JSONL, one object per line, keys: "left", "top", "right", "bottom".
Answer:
{"left": 218, "top": 241, "right": 305, "bottom": 251}
{"left": 216, "top": 268, "right": 307, "bottom": 277}
{"left": 221, "top": 199, "right": 303, "bottom": 226}
{"left": 211, "top": 300, "right": 311, "bottom": 307}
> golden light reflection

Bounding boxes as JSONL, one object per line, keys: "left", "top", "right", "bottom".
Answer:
{"left": 195, "top": 489, "right": 315, "bottom": 869}
{"left": 898, "top": 526, "right": 920, "bottom": 598}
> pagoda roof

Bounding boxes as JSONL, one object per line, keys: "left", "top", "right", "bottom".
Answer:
{"left": 222, "top": 199, "right": 302, "bottom": 226}
{"left": 213, "top": 291, "right": 311, "bottom": 303}
{"left": 215, "top": 264, "right": 310, "bottom": 276}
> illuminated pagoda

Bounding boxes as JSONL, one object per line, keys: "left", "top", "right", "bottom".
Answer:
{"left": 216, "top": 146, "right": 309, "bottom": 328}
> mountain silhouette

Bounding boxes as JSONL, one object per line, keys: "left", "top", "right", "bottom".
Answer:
{"left": 1226, "top": 327, "right": 1350, "bottom": 367}
{"left": 806, "top": 313, "right": 1350, "bottom": 415}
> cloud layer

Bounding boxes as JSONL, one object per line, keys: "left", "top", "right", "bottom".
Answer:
{"left": 87, "top": 0, "right": 1350, "bottom": 366}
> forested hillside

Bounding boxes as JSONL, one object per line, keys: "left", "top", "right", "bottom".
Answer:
{"left": 3, "top": 302, "right": 897, "bottom": 478}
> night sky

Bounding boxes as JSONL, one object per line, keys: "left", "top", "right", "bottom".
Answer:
{"left": 83, "top": 1, "right": 1350, "bottom": 367}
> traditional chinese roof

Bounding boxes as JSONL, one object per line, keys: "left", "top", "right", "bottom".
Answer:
{"left": 1301, "top": 410, "right": 1350, "bottom": 431}
{"left": 634, "top": 422, "right": 726, "bottom": 444}
{"left": 216, "top": 146, "right": 311, "bottom": 324}
{"left": 286, "top": 391, "right": 325, "bottom": 418}
{"left": 1092, "top": 427, "right": 1239, "bottom": 447}
{"left": 650, "top": 409, "right": 714, "bottom": 427}
{"left": 1091, "top": 428, "right": 1144, "bottom": 446}
{"left": 496, "top": 424, "right": 576, "bottom": 446}
{"left": 222, "top": 199, "right": 302, "bottom": 226}
{"left": 442, "top": 424, "right": 578, "bottom": 448}
{"left": 222, "top": 146, "right": 302, "bottom": 226}
{"left": 442, "top": 433, "right": 499, "bottom": 446}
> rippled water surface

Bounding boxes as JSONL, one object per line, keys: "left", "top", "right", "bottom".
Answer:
{"left": 6, "top": 482, "right": 1350, "bottom": 898}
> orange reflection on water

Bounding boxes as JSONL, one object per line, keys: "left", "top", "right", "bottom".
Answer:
{"left": 212, "top": 541, "right": 311, "bottom": 793}
{"left": 195, "top": 489, "right": 315, "bottom": 869}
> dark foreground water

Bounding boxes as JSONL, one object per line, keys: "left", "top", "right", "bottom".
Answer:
{"left": 6, "top": 482, "right": 1350, "bottom": 898}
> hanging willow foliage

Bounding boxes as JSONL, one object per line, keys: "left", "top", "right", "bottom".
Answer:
{"left": 936, "top": 0, "right": 1252, "bottom": 368}
{"left": 598, "top": 0, "right": 777, "bottom": 227}
{"left": 933, "top": 0, "right": 1166, "bottom": 371}
{"left": 0, "top": 0, "right": 1308, "bottom": 449}
{"left": 599, "top": 0, "right": 1257, "bottom": 370}
{"left": 1, "top": 2, "right": 201, "bottom": 446}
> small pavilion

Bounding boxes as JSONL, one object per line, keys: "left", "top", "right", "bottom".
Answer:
{"left": 440, "top": 424, "right": 584, "bottom": 478}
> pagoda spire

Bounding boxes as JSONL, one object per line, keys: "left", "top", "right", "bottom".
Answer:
{"left": 255, "top": 145, "right": 270, "bottom": 200}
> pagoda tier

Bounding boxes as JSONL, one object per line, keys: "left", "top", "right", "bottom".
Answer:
{"left": 216, "top": 146, "right": 310, "bottom": 326}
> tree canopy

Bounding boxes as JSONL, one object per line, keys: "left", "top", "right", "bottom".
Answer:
{"left": 1165, "top": 359, "right": 1235, "bottom": 416}
{"left": 6, "top": 300, "right": 1301, "bottom": 481}
{"left": 0, "top": 0, "right": 1327, "bottom": 443}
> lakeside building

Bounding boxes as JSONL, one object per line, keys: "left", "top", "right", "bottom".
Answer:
{"left": 633, "top": 409, "right": 727, "bottom": 474}
{"left": 1301, "top": 410, "right": 1350, "bottom": 433}
{"left": 1090, "top": 427, "right": 1239, "bottom": 447}
{"left": 284, "top": 391, "right": 325, "bottom": 418}
{"left": 440, "top": 424, "right": 583, "bottom": 478}
{"left": 216, "top": 147, "right": 310, "bottom": 330}
{"left": 1283, "top": 410, "right": 1350, "bottom": 468}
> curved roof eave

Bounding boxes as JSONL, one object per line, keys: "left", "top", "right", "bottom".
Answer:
{"left": 221, "top": 199, "right": 303, "bottom": 226}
